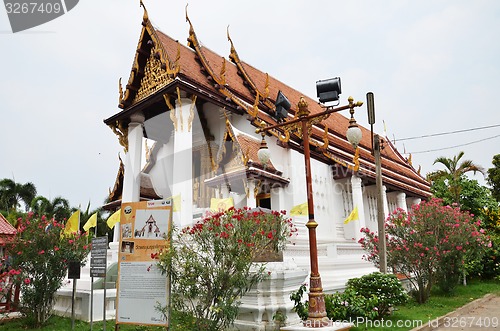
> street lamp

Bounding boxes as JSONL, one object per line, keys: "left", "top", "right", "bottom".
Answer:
{"left": 257, "top": 131, "right": 271, "bottom": 166}
{"left": 257, "top": 82, "right": 363, "bottom": 326}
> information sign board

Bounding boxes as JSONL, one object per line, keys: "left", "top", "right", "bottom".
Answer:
{"left": 90, "top": 237, "right": 107, "bottom": 278}
{"left": 115, "top": 199, "right": 172, "bottom": 327}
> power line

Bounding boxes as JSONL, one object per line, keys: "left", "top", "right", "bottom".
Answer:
{"left": 395, "top": 124, "right": 500, "bottom": 142}
{"left": 408, "top": 134, "right": 500, "bottom": 154}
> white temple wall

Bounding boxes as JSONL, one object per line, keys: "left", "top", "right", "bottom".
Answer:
{"left": 284, "top": 149, "right": 308, "bottom": 238}
{"left": 386, "top": 191, "right": 398, "bottom": 215}
{"left": 203, "top": 103, "right": 225, "bottom": 145}
{"left": 407, "top": 197, "right": 421, "bottom": 210}
{"left": 363, "top": 185, "right": 379, "bottom": 233}
{"left": 336, "top": 179, "right": 353, "bottom": 241}
{"left": 330, "top": 178, "right": 349, "bottom": 241}
{"left": 309, "top": 159, "right": 337, "bottom": 242}
{"left": 231, "top": 114, "right": 261, "bottom": 140}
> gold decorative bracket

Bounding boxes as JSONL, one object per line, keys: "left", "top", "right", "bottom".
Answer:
{"left": 108, "top": 120, "right": 129, "bottom": 152}
{"left": 188, "top": 94, "right": 197, "bottom": 132}
{"left": 163, "top": 94, "right": 177, "bottom": 131}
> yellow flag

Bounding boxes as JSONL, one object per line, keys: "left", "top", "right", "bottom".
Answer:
{"left": 169, "top": 195, "right": 181, "bottom": 212}
{"left": 83, "top": 212, "right": 98, "bottom": 232}
{"left": 106, "top": 209, "right": 121, "bottom": 229}
{"left": 210, "top": 197, "right": 234, "bottom": 211}
{"left": 64, "top": 210, "right": 80, "bottom": 235}
{"left": 290, "top": 202, "right": 308, "bottom": 216}
{"left": 343, "top": 206, "right": 359, "bottom": 224}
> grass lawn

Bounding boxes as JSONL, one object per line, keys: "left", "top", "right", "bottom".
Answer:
{"left": 351, "top": 279, "right": 500, "bottom": 331}
{"left": 0, "top": 279, "right": 498, "bottom": 331}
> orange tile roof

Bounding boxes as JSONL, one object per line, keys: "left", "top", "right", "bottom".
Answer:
{"left": 0, "top": 213, "right": 16, "bottom": 235}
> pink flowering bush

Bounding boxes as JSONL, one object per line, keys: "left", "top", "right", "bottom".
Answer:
{"left": 157, "top": 207, "right": 297, "bottom": 331}
{"left": 6, "top": 213, "right": 89, "bottom": 326}
{"left": 359, "top": 198, "right": 489, "bottom": 303}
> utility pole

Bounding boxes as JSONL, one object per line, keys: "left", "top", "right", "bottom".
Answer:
{"left": 374, "top": 134, "right": 387, "bottom": 273}
{"left": 367, "top": 93, "right": 387, "bottom": 273}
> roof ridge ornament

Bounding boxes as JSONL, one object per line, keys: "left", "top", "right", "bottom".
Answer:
{"left": 186, "top": 10, "right": 263, "bottom": 119}
{"left": 140, "top": 0, "right": 148, "bottom": 22}
{"left": 227, "top": 27, "right": 275, "bottom": 110}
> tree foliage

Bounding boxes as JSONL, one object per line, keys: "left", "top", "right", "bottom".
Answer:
{"left": 487, "top": 154, "right": 500, "bottom": 202}
{"left": 431, "top": 176, "right": 497, "bottom": 220}
{"left": 427, "top": 151, "right": 485, "bottom": 204}
{"left": 30, "top": 196, "right": 71, "bottom": 221}
{"left": 0, "top": 179, "right": 37, "bottom": 212}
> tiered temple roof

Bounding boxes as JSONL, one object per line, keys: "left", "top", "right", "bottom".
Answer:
{"left": 105, "top": 4, "right": 431, "bottom": 200}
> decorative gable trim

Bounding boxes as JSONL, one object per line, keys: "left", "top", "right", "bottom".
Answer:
{"left": 119, "top": 1, "right": 180, "bottom": 109}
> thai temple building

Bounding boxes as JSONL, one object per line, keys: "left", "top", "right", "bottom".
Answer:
{"left": 101, "top": 4, "right": 431, "bottom": 330}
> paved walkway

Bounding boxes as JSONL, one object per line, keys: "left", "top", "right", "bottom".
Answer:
{"left": 411, "top": 294, "right": 500, "bottom": 331}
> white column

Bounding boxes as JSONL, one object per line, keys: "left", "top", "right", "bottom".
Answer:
{"left": 396, "top": 192, "right": 408, "bottom": 213}
{"left": 116, "top": 113, "right": 145, "bottom": 242}
{"left": 220, "top": 185, "right": 230, "bottom": 198}
{"left": 247, "top": 180, "right": 257, "bottom": 208}
{"left": 382, "top": 185, "right": 389, "bottom": 219}
{"left": 408, "top": 197, "right": 421, "bottom": 208}
{"left": 345, "top": 174, "right": 366, "bottom": 241}
{"left": 172, "top": 98, "right": 194, "bottom": 228}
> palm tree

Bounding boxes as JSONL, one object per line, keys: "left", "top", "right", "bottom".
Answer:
{"left": 0, "top": 178, "right": 37, "bottom": 212}
{"left": 427, "top": 151, "right": 485, "bottom": 204}
{"left": 30, "top": 195, "right": 71, "bottom": 220}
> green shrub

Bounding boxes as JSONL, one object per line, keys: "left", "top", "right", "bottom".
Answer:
{"left": 346, "top": 272, "right": 409, "bottom": 318}
{"left": 325, "top": 288, "right": 378, "bottom": 321}
{"left": 290, "top": 272, "right": 408, "bottom": 322}
{"left": 290, "top": 284, "right": 379, "bottom": 322}
{"left": 290, "top": 284, "right": 308, "bottom": 321}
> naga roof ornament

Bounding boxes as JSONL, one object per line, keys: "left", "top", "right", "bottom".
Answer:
{"left": 227, "top": 28, "right": 274, "bottom": 109}
{"left": 185, "top": 8, "right": 270, "bottom": 121}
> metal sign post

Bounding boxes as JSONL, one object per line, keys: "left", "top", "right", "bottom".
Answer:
{"left": 91, "top": 237, "right": 108, "bottom": 331}
{"left": 68, "top": 261, "right": 81, "bottom": 331}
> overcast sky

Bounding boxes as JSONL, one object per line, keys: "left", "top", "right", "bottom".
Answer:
{"left": 1, "top": 1, "right": 499, "bottom": 211}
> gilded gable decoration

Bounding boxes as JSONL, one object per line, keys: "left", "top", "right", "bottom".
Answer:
{"left": 119, "top": 1, "right": 180, "bottom": 109}
{"left": 132, "top": 41, "right": 174, "bottom": 104}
